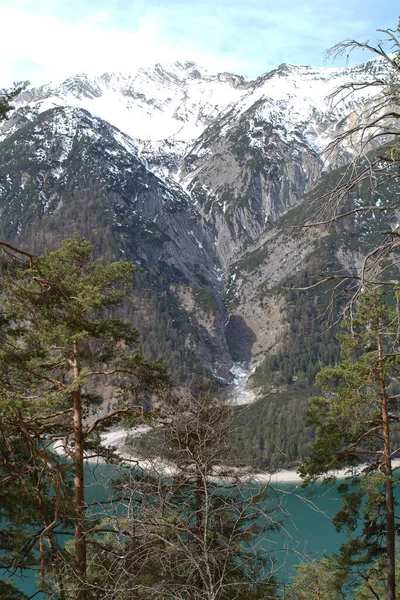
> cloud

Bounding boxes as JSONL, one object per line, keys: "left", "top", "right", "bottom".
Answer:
{"left": 0, "top": 0, "right": 399, "bottom": 86}
{"left": 0, "top": 4, "right": 254, "bottom": 85}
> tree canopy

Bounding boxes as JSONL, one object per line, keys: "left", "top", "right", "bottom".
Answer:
{"left": 299, "top": 288, "right": 400, "bottom": 599}
{"left": 0, "top": 235, "right": 168, "bottom": 598}
{"left": 0, "top": 82, "right": 27, "bottom": 123}
{"left": 298, "top": 19, "right": 400, "bottom": 600}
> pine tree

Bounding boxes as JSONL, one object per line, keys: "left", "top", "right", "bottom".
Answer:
{"left": 285, "top": 557, "right": 347, "bottom": 600}
{"left": 299, "top": 289, "right": 400, "bottom": 600}
{"left": 0, "top": 581, "right": 29, "bottom": 600}
{"left": 0, "top": 236, "right": 168, "bottom": 598}
{"left": 0, "top": 82, "right": 27, "bottom": 122}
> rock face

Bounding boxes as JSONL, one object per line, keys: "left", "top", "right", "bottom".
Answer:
{"left": 0, "top": 56, "right": 392, "bottom": 387}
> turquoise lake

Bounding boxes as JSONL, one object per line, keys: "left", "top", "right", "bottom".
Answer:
{"left": 7, "top": 465, "right": 385, "bottom": 597}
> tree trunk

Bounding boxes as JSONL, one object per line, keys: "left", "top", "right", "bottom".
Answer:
{"left": 72, "top": 339, "right": 87, "bottom": 597}
{"left": 377, "top": 333, "right": 396, "bottom": 600}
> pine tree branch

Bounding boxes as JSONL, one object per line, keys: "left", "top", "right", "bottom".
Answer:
{"left": 83, "top": 408, "right": 144, "bottom": 439}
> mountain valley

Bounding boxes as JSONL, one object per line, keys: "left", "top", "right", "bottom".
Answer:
{"left": 0, "top": 55, "right": 395, "bottom": 468}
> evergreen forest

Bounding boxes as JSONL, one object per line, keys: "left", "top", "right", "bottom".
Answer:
{"left": 1, "top": 16, "right": 400, "bottom": 600}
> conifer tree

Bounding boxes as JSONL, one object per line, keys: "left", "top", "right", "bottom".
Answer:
{"left": 0, "top": 236, "right": 168, "bottom": 598}
{"left": 299, "top": 289, "right": 400, "bottom": 600}
{"left": 0, "top": 581, "right": 29, "bottom": 600}
{"left": 285, "top": 557, "right": 347, "bottom": 600}
{"left": 0, "top": 82, "right": 27, "bottom": 122}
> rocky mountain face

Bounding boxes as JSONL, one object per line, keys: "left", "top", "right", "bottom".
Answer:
{"left": 0, "top": 57, "right": 392, "bottom": 407}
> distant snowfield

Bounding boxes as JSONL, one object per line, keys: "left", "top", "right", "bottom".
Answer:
{"left": 16, "top": 62, "right": 247, "bottom": 144}
{"left": 13, "top": 56, "right": 387, "bottom": 159}
{"left": 229, "top": 362, "right": 257, "bottom": 406}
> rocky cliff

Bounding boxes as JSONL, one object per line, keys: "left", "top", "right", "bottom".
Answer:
{"left": 0, "top": 56, "right": 395, "bottom": 465}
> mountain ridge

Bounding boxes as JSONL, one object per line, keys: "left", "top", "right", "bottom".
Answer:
{"left": 0, "top": 54, "right": 396, "bottom": 466}
{"left": 6, "top": 55, "right": 389, "bottom": 153}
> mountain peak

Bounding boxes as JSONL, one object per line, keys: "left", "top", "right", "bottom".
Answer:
{"left": 5, "top": 54, "right": 391, "bottom": 153}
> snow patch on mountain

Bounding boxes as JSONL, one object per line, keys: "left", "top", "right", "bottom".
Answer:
{"left": 0, "top": 55, "right": 390, "bottom": 213}
{"left": 10, "top": 57, "right": 387, "bottom": 156}
{"left": 12, "top": 61, "right": 247, "bottom": 145}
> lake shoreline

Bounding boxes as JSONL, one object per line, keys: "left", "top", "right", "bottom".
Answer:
{"left": 101, "top": 428, "right": 400, "bottom": 483}
{"left": 54, "top": 426, "right": 400, "bottom": 484}
{"left": 52, "top": 425, "right": 400, "bottom": 485}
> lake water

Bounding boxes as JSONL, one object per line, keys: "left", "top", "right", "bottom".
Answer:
{"left": 7, "top": 466, "right": 380, "bottom": 597}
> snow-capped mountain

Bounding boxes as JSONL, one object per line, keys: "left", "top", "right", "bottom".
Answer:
{"left": 3, "top": 58, "right": 388, "bottom": 262}
{"left": 1, "top": 53, "right": 397, "bottom": 466}
{"left": 6, "top": 56, "right": 387, "bottom": 163}
{"left": 7, "top": 61, "right": 247, "bottom": 146}
{"left": 0, "top": 55, "right": 393, "bottom": 384}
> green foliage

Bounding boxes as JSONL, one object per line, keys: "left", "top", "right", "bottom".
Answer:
{"left": 0, "top": 236, "right": 169, "bottom": 596}
{"left": 285, "top": 557, "right": 348, "bottom": 599}
{"left": 0, "top": 82, "right": 28, "bottom": 122}
{"left": 0, "top": 236, "right": 167, "bottom": 406}
{"left": 354, "top": 553, "right": 400, "bottom": 599}
{"left": 288, "top": 548, "right": 400, "bottom": 600}
{"left": 235, "top": 243, "right": 344, "bottom": 470}
{"left": 229, "top": 384, "right": 314, "bottom": 470}
{"left": 129, "top": 270, "right": 214, "bottom": 384}
{"left": 299, "top": 289, "right": 400, "bottom": 598}
{"left": 0, "top": 581, "right": 29, "bottom": 600}
{"left": 192, "top": 285, "right": 218, "bottom": 315}
{"left": 300, "top": 290, "right": 400, "bottom": 480}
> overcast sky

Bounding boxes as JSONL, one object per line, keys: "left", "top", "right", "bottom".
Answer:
{"left": 1, "top": 0, "right": 399, "bottom": 86}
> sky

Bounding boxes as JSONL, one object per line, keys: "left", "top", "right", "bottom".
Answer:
{"left": 1, "top": 0, "right": 399, "bottom": 86}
